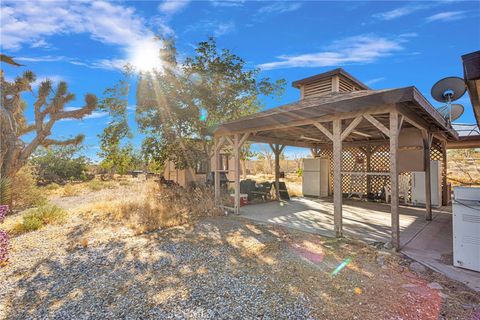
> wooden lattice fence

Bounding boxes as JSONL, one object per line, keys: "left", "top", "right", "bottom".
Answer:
{"left": 317, "top": 141, "right": 445, "bottom": 201}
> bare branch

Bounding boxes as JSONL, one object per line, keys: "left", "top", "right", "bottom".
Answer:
{"left": 42, "top": 135, "right": 84, "bottom": 147}
{"left": 51, "top": 94, "right": 97, "bottom": 120}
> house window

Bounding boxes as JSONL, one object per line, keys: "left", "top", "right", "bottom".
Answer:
{"left": 220, "top": 154, "right": 229, "bottom": 171}
{"left": 196, "top": 159, "right": 208, "bottom": 174}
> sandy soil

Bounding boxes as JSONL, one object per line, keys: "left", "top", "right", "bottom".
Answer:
{"left": 1, "top": 182, "right": 479, "bottom": 319}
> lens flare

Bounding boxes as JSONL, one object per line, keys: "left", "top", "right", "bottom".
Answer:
{"left": 331, "top": 258, "right": 352, "bottom": 276}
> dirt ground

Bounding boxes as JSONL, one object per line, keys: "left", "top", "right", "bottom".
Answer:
{"left": 1, "top": 181, "right": 479, "bottom": 319}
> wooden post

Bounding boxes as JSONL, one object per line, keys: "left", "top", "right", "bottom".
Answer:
{"left": 274, "top": 145, "right": 280, "bottom": 200}
{"left": 214, "top": 138, "right": 221, "bottom": 205}
{"left": 441, "top": 140, "right": 448, "bottom": 206}
{"left": 234, "top": 134, "right": 241, "bottom": 214}
{"left": 270, "top": 143, "right": 285, "bottom": 201}
{"left": 390, "top": 111, "right": 400, "bottom": 251}
{"left": 422, "top": 131, "right": 432, "bottom": 221}
{"left": 333, "top": 119, "right": 343, "bottom": 237}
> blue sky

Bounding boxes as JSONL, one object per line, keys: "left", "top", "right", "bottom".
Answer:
{"left": 1, "top": 0, "right": 479, "bottom": 161}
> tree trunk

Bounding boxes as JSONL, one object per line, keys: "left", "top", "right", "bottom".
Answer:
{"left": 241, "top": 159, "right": 247, "bottom": 179}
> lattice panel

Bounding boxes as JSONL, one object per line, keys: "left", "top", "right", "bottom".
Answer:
{"left": 430, "top": 140, "right": 446, "bottom": 199}
{"left": 342, "top": 147, "right": 367, "bottom": 195}
{"left": 316, "top": 142, "right": 440, "bottom": 201}
{"left": 370, "top": 145, "right": 391, "bottom": 195}
{"left": 318, "top": 148, "right": 333, "bottom": 194}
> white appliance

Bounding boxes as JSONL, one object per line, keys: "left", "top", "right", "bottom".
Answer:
{"left": 411, "top": 160, "right": 442, "bottom": 207}
{"left": 302, "top": 158, "right": 329, "bottom": 197}
{"left": 453, "top": 186, "right": 480, "bottom": 272}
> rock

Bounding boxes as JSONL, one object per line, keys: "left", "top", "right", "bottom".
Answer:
{"left": 376, "top": 255, "right": 385, "bottom": 266}
{"left": 383, "top": 242, "right": 393, "bottom": 250}
{"left": 427, "top": 282, "right": 443, "bottom": 290}
{"left": 401, "top": 283, "right": 417, "bottom": 288}
{"left": 438, "top": 292, "right": 448, "bottom": 299}
{"left": 409, "top": 262, "right": 427, "bottom": 273}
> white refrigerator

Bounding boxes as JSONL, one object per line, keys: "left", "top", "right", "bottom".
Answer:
{"left": 302, "top": 158, "right": 329, "bottom": 197}
{"left": 411, "top": 160, "right": 442, "bottom": 207}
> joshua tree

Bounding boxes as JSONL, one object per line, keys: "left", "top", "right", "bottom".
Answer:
{"left": 0, "top": 69, "right": 97, "bottom": 180}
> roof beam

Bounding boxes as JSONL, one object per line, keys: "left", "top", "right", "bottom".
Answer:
{"left": 313, "top": 122, "right": 333, "bottom": 140}
{"left": 363, "top": 114, "right": 390, "bottom": 137}
{"left": 341, "top": 115, "right": 363, "bottom": 141}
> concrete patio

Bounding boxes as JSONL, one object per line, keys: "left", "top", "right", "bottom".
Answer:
{"left": 240, "top": 197, "right": 480, "bottom": 291}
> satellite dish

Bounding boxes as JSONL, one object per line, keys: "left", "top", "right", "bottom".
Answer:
{"left": 436, "top": 103, "right": 464, "bottom": 122}
{"left": 431, "top": 77, "right": 466, "bottom": 103}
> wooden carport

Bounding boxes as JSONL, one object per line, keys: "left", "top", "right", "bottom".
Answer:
{"left": 213, "top": 81, "right": 458, "bottom": 251}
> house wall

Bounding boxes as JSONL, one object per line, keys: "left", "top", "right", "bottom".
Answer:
{"left": 398, "top": 128, "right": 424, "bottom": 172}
{"left": 163, "top": 155, "right": 237, "bottom": 187}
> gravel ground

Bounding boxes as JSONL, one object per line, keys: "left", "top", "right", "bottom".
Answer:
{"left": 1, "top": 186, "right": 479, "bottom": 320}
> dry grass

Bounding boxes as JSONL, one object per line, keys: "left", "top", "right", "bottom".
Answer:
{"left": 10, "top": 167, "right": 46, "bottom": 210}
{"left": 80, "top": 181, "right": 222, "bottom": 233}
{"left": 42, "top": 179, "right": 120, "bottom": 197}
{"left": 447, "top": 149, "right": 480, "bottom": 186}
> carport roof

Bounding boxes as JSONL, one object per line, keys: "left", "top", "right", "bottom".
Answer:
{"left": 215, "top": 86, "right": 458, "bottom": 141}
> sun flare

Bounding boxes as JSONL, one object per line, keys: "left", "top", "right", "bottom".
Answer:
{"left": 128, "top": 39, "right": 163, "bottom": 72}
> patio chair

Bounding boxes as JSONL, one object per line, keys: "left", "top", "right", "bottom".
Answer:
{"left": 250, "top": 182, "right": 273, "bottom": 201}
{"left": 385, "top": 175, "right": 410, "bottom": 204}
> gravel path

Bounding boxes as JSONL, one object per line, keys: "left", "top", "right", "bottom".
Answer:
{"left": 1, "top": 186, "right": 479, "bottom": 319}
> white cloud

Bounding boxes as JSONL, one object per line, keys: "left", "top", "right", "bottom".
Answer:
{"left": 90, "top": 58, "right": 130, "bottom": 71}
{"left": 1, "top": 1, "right": 153, "bottom": 51}
{"left": 259, "top": 34, "right": 410, "bottom": 70}
{"left": 60, "top": 107, "right": 109, "bottom": 121}
{"left": 257, "top": 2, "right": 302, "bottom": 15}
{"left": 209, "top": 0, "right": 245, "bottom": 7}
{"left": 364, "top": 77, "right": 385, "bottom": 86}
{"left": 425, "top": 11, "right": 466, "bottom": 23}
{"left": 372, "top": 5, "right": 425, "bottom": 20}
{"left": 1, "top": 0, "right": 169, "bottom": 73}
{"left": 16, "top": 55, "right": 128, "bottom": 71}
{"left": 30, "top": 39, "right": 51, "bottom": 49}
{"left": 84, "top": 111, "right": 109, "bottom": 120}
{"left": 158, "top": 0, "right": 190, "bottom": 15}
{"left": 214, "top": 21, "right": 236, "bottom": 37}
{"left": 184, "top": 20, "right": 236, "bottom": 37}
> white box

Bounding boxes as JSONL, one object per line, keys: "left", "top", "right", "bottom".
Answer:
{"left": 411, "top": 160, "right": 442, "bottom": 207}
{"left": 302, "top": 158, "right": 329, "bottom": 197}
{"left": 453, "top": 187, "right": 480, "bottom": 272}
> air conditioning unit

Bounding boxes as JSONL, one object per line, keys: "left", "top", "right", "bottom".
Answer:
{"left": 411, "top": 160, "right": 442, "bottom": 207}
{"left": 453, "top": 187, "right": 480, "bottom": 272}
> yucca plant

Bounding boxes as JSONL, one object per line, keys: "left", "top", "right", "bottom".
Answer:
{"left": 0, "top": 177, "right": 11, "bottom": 206}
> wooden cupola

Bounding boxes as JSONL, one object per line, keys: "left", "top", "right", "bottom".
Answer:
{"left": 292, "top": 68, "right": 370, "bottom": 99}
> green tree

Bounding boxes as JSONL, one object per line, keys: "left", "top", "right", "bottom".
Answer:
{"left": 97, "top": 71, "right": 139, "bottom": 176}
{"left": 136, "top": 37, "right": 285, "bottom": 178}
{"left": 30, "top": 145, "right": 89, "bottom": 184}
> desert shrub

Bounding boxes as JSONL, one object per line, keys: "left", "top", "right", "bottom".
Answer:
{"left": 12, "top": 204, "right": 66, "bottom": 234}
{"left": 44, "top": 183, "right": 60, "bottom": 191}
{"left": 84, "top": 182, "right": 221, "bottom": 233}
{"left": 10, "top": 167, "right": 46, "bottom": 210}
{"left": 62, "top": 184, "right": 81, "bottom": 197}
{"left": 119, "top": 180, "right": 131, "bottom": 186}
{"left": 87, "top": 180, "right": 103, "bottom": 191}
{"left": 30, "top": 146, "right": 89, "bottom": 185}
{"left": 0, "top": 177, "right": 11, "bottom": 205}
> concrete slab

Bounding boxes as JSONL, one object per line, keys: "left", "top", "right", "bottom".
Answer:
{"left": 240, "top": 197, "right": 441, "bottom": 246}
{"left": 240, "top": 197, "right": 480, "bottom": 292}
{"left": 402, "top": 213, "right": 480, "bottom": 292}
